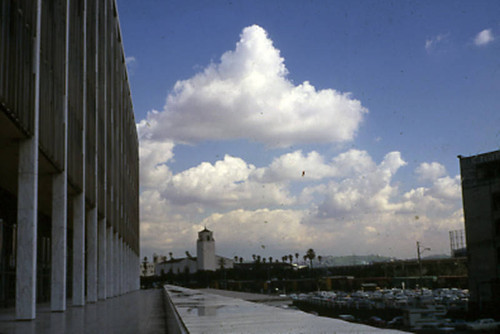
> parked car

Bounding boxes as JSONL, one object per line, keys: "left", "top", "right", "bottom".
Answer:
{"left": 466, "top": 318, "right": 500, "bottom": 331}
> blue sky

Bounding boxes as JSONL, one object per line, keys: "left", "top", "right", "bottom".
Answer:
{"left": 117, "top": 0, "right": 499, "bottom": 260}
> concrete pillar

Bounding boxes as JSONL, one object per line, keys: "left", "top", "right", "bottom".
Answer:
{"left": 106, "top": 226, "right": 113, "bottom": 298}
{"left": 16, "top": 136, "right": 39, "bottom": 320}
{"left": 113, "top": 232, "right": 119, "bottom": 296}
{"left": 126, "top": 246, "right": 130, "bottom": 293}
{"left": 128, "top": 246, "right": 132, "bottom": 292}
{"left": 50, "top": 172, "right": 67, "bottom": 312}
{"left": 136, "top": 251, "right": 140, "bottom": 290}
{"left": 72, "top": 194, "right": 85, "bottom": 306}
{"left": 74, "top": 0, "right": 87, "bottom": 307}
{"left": 15, "top": 0, "right": 41, "bottom": 320}
{"left": 118, "top": 237, "right": 123, "bottom": 295}
{"left": 98, "top": 218, "right": 106, "bottom": 300}
{"left": 86, "top": 207, "right": 97, "bottom": 303}
{"left": 51, "top": 0, "right": 70, "bottom": 313}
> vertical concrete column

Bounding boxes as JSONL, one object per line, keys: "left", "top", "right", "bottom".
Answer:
{"left": 98, "top": 218, "right": 106, "bottom": 300}
{"left": 74, "top": 0, "right": 87, "bottom": 307}
{"left": 72, "top": 194, "right": 85, "bottom": 306}
{"left": 16, "top": 125, "right": 39, "bottom": 319}
{"left": 113, "top": 232, "right": 119, "bottom": 296}
{"left": 106, "top": 226, "right": 113, "bottom": 298}
{"left": 51, "top": 0, "right": 70, "bottom": 313}
{"left": 119, "top": 237, "right": 123, "bottom": 295}
{"left": 128, "top": 247, "right": 132, "bottom": 292}
{"left": 126, "top": 246, "right": 130, "bottom": 293}
{"left": 50, "top": 173, "right": 67, "bottom": 311}
{"left": 15, "top": 0, "right": 42, "bottom": 320}
{"left": 86, "top": 208, "right": 97, "bottom": 303}
{"left": 136, "top": 251, "right": 140, "bottom": 290}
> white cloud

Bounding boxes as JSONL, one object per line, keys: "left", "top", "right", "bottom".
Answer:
{"left": 125, "top": 56, "right": 136, "bottom": 65}
{"left": 474, "top": 29, "right": 494, "bottom": 46}
{"left": 415, "top": 162, "right": 447, "bottom": 182}
{"left": 138, "top": 147, "right": 464, "bottom": 259}
{"left": 135, "top": 24, "right": 464, "bottom": 260}
{"left": 139, "top": 138, "right": 174, "bottom": 189}
{"left": 256, "top": 150, "right": 336, "bottom": 182}
{"left": 142, "top": 25, "right": 367, "bottom": 148}
{"left": 425, "top": 33, "right": 448, "bottom": 53}
{"left": 314, "top": 152, "right": 407, "bottom": 218}
{"left": 162, "top": 155, "right": 295, "bottom": 209}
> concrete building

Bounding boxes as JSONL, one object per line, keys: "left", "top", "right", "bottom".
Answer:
{"left": 458, "top": 150, "right": 500, "bottom": 314}
{"left": 155, "top": 228, "right": 233, "bottom": 275}
{"left": 0, "top": 0, "right": 140, "bottom": 319}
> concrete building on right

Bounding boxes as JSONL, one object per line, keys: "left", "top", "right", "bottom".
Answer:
{"left": 458, "top": 150, "right": 500, "bottom": 314}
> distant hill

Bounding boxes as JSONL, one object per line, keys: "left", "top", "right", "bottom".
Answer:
{"left": 314, "top": 254, "right": 394, "bottom": 267}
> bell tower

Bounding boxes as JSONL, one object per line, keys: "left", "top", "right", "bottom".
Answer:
{"left": 197, "top": 228, "right": 216, "bottom": 271}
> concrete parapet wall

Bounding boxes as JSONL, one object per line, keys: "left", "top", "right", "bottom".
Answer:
{"left": 163, "top": 286, "right": 189, "bottom": 334}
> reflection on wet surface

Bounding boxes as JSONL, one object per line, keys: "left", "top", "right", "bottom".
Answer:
{"left": 0, "top": 289, "right": 166, "bottom": 334}
{"left": 165, "top": 285, "right": 409, "bottom": 334}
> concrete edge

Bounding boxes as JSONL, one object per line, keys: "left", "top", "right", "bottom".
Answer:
{"left": 163, "top": 286, "right": 189, "bottom": 334}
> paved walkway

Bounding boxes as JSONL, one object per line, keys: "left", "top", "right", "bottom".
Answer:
{"left": 0, "top": 289, "right": 166, "bottom": 334}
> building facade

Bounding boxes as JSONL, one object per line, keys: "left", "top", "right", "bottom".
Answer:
{"left": 154, "top": 228, "right": 233, "bottom": 275}
{"left": 458, "top": 150, "right": 500, "bottom": 314}
{"left": 0, "top": 0, "right": 140, "bottom": 319}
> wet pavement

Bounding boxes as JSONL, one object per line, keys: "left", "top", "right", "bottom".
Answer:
{"left": 0, "top": 289, "right": 166, "bottom": 334}
{"left": 165, "top": 285, "right": 409, "bottom": 333}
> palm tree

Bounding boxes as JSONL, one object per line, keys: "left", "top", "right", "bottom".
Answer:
{"left": 295, "top": 253, "right": 299, "bottom": 264}
{"left": 269, "top": 256, "right": 273, "bottom": 264}
{"left": 318, "top": 255, "right": 323, "bottom": 265}
{"left": 288, "top": 254, "right": 293, "bottom": 264}
{"left": 239, "top": 257, "right": 243, "bottom": 264}
{"left": 252, "top": 254, "right": 256, "bottom": 262}
{"left": 234, "top": 256, "right": 238, "bottom": 262}
{"left": 169, "top": 252, "right": 173, "bottom": 260}
{"left": 306, "top": 248, "right": 316, "bottom": 269}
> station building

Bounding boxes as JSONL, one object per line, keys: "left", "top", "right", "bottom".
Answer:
{"left": 0, "top": 0, "right": 140, "bottom": 319}
{"left": 155, "top": 229, "right": 234, "bottom": 276}
{"left": 458, "top": 150, "right": 500, "bottom": 314}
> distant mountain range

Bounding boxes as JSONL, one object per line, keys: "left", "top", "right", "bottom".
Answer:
{"left": 312, "top": 253, "right": 451, "bottom": 267}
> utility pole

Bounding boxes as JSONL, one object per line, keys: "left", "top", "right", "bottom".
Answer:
{"left": 416, "top": 241, "right": 430, "bottom": 294}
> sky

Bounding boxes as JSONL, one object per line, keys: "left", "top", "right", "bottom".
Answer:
{"left": 117, "top": 0, "right": 500, "bottom": 261}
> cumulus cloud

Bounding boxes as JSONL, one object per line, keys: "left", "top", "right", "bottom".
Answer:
{"left": 142, "top": 25, "right": 367, "bottom": 147}
{"left": 139, "top": 146, "right": 464, "bottom": 259}
{"left": 162, "top": 155, "right": 294, "bottom": 208}
{"left": 315, "top": 152, "right": 407, "bottom": 218}
{"left": 415, "top": 162, "right": 447, "bottom": 182}
{"left": 136, "top": 24, "right": 464, "bottom": 260}
{"left": 474, "top": 28, "right": 494, "bottom": 46}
